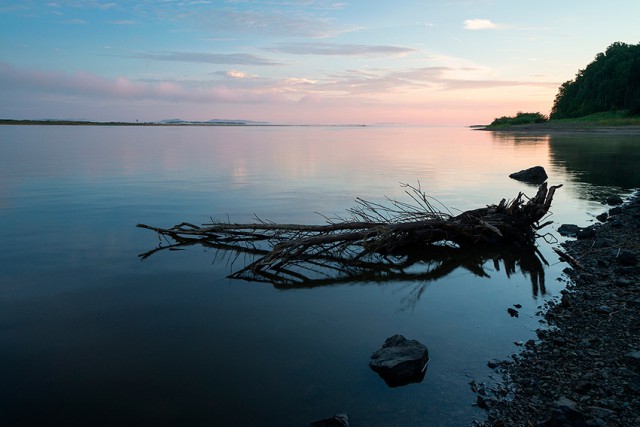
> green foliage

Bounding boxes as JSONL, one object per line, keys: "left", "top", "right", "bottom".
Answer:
{"left": 488, "top": 112, "right": 548, "bottom": 127}
{"left": 552, "top": 110, "right": 640, "bottom": 125}
{"left": 551, "top": 42, "right": 640, "bottom": 119}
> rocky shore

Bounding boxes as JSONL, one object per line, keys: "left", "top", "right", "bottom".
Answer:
{"left": 478, "top": 192, "right": 640, "bottom": 426}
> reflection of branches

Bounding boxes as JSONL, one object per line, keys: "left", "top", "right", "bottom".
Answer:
{"left": 395, "top": 244, "right": 547, "bottom": 312}
{"left": 138, "top": 183, "right": 559, "bottom": 293}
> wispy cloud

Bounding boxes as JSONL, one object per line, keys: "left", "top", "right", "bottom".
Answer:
{"left": 225, "top": 70, "right": 258, "bottom": 79}
{"left": 108, "top": 20, "right": 136, "bottom": 25}
{"left": 97, "top": 2, "right": 116, "bottom": 10}
{"left": 61, "top": 18, "right": 88, "bottom": 25}
{"left": 0, "top": 59, "right": 557, "bottom": 121}
{"left": 463, "top": 19, "right": 498, "bottom": 30}
{"left": 267, "top": 42, "right": 416, "bottom": 57}
{"left": 438, "top": 78, "right": 558, "bottom": 91}
{"left": 193, "top": 8, "right": 353, "bottom": 38}
{"left": 133, "top": 51, "right": 284, "bottom": 66}
{"left": 0, "top": 62, "right": 285, "bottom": 104}
{"left": 309, "top": 66, "right": 556, "bottom": 96}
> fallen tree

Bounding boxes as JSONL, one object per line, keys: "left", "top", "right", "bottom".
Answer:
{"left": 137, "top": 182, "right": 561, "bottom": 285}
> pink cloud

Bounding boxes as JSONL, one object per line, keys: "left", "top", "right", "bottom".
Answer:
{"left": 0, "top": 61, "right": 556, "bottom": 125}
{"left": 0, "top": 62, "right": 285, "bottom": 104}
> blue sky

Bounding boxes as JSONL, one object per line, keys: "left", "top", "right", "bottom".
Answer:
{"left": 1, "top": 1, "right": 639, "bottom": 124}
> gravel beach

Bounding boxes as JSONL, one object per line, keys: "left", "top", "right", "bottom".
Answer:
{"left": 478, "top": 192, "right": 640, "bottom": 426}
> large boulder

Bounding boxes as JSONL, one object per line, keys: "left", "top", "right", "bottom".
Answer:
{"left": 509, "top": 166, "right": 548, "bottom": 184}
{"left": 369, "top": 334, "right": 429, "bottom": 387}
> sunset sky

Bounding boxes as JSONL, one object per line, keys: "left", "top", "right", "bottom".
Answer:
{"left": 1, "top": 1, "right": 639, "bottom": 125}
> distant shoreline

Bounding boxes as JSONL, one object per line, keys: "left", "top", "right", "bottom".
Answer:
{"left": 0, "top": 119, "right": 369, "bottom": 128}
{"left": 0, "top": 119, "right": 271, "bottom": 127}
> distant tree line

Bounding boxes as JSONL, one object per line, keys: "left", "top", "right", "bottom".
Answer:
{"left": 551, "top": 42, "right": 640, "bottom": 119}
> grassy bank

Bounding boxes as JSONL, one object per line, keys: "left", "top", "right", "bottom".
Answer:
{"left": 551, "top": 111, "right": 640, "bottom": 126}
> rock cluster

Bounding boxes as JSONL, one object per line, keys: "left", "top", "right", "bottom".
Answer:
{"left": 477, "top": 193, "right": 640, "bottom": 426}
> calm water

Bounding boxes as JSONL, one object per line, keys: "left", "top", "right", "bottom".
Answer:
{"left": 1, "top": 125, "right": 640, "bottom": 426}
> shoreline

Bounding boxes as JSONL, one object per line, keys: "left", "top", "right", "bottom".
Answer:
{"left": 479, "top": 193, "right": 640, "bottom": 426}
{"left": 480, "top": 123, "right": 640, "bottom": 135}
{"left": 0, "top": 119, "right": 273, "bottom": 127}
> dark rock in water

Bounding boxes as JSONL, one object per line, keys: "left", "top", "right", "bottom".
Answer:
{"left": 606, "top": 194, "right": 624, "bottom": 206}
{"left": 558, "top": 224, "right": 580, "bottom": 237}
{"left": 507, "top": 307, "right": 519, "bottom": 317}
{"left": 487, "top": 359, "right": 500, "bottom": 369}
{"left": 476, "top": 395, "right": 494, "bottom": 409}
{"left": 596, "top": 212, "right": 608, "bottom": 222}
{"left": 369, "top": 334, "right": 428, "bottom": 387}
{"left": 509, "top": 166, "right": 548, "bottom": 184}
{"left": 617, "top": 250, "right": 638, "bottom": 266}
{"left": 310, "top": 413, "right": 349, "bottom": 427}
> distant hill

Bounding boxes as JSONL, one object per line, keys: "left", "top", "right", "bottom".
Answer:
{"left": 159, "top": 118, "right": 269, "bottom": 125}
{"left": 551, "top": 42, "right": 640, "bottom": 119}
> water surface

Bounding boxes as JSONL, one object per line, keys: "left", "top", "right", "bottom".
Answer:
{"left": 1, "top": 125, "right": 639, "bottom": 426}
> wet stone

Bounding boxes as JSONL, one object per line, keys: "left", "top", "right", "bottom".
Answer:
{"left": 508, "top": 166, "right": 548, "bottom": 184}
{"left": 369, "top": 334, "right": 428, "bottom": 387}
{"left": 609, "top": 206, "right": 623, "bottom": 216}
{"left": 310, "top": 413, "right": 349, "bottom": 427}
{"left": 606, "top": 195, "right": 624, "bottom": 206}
{"left": 559, "top": 224, "right": 581, "bottom": 237}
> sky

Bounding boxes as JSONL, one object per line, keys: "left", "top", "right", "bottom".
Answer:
{"left": 1, "top": 1, "right": 639, "bottom": 125}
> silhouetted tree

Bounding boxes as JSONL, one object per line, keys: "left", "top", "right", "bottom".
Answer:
{"left": 551, "top": 42, "right": 640, "bottom": 119}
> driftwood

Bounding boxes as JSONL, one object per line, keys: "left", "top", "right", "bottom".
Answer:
{"left": 137, "top": 182, "right": 562, "bottom": 285}
{"left": 553, "top": 247, "right": 584, "bottom": 270}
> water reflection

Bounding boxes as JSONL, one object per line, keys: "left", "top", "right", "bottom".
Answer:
{"left": 489, "top": 132, "right": 549, "bottom": 146}
{"left": 548, "top": 134, "right": 640, "bottom": 191}
{"left": 140, "top": 240, "right": 547, "bottom": 306}
{"left": 490, "top": 131, "right": 640, "bottom": 200}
